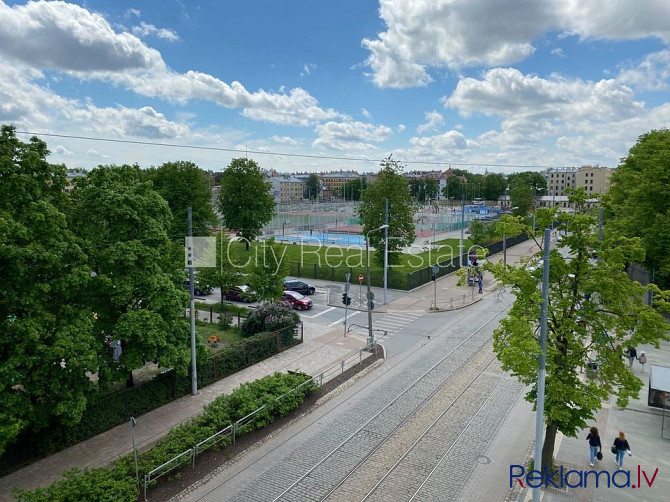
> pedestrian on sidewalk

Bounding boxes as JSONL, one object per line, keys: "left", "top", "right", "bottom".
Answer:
{"left": 586, "top": 426, "right": 602, "bottom": 467}
{"left": 626, "top": 346, "right": 637, "bottom": 369}
{"left": 638, "top": 351, "right": 647, "bottom": 371}
{"left": 477, "top": 271, "right": 483, "bottom": 294}
{"left": 613, "top": 430, "right": 632, "bottom": 468}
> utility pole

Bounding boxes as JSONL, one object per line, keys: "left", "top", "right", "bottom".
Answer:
{"left": 187, "top": 208, "right": 198, "bottom": 396}
{"left": 459, "top": 192, "right": 465, "bottom": 268}
{"left": 384, "top": 198, "right": 389, "bottom": 305}
{"left": 533, "top": 228, "right": 550, "bottom": 502}
{"left": 343, "top": 273, "right": 351, "bottom": 336}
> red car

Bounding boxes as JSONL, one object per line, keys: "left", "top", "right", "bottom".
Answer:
{"left": 280, "top": 291, "right": 313, "bottom": 310}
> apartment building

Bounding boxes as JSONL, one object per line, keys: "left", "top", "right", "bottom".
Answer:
{"left": 266, "top": 175, "right": 304, "bottom": 203}
{"left": 543, "top": 166, "right": 613, "bottom": 197}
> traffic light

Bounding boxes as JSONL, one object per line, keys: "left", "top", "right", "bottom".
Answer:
{"left": 341, "top": 293, "right": 351, "bottom": 305}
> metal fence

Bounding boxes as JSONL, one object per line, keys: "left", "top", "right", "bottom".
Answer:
{"left": 141, "top": 342, "right": 378, "bottom": 500}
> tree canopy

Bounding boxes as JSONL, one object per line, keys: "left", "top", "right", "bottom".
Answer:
{"left": 218, "top": 158, "right": 275, "bottom": 250}
{"left": 0, "top": 126, "right": 98, "bottom": 453}
{"left": 604, "top": 129, "right": 670, "bottom": 288}
{"left": 303, "top": 173, "right": 321, "bottom": 200}
{"left": 69, "top": 165, "right": 190, "bottom": 388}
{"left": 409, "top": 178, "right": 439, "bottom": 202}
{"left": 358, "top": 157, "right": 415, "bottom": 265}
{"left": 144, "top": 161, "right": 217, "bottom": 240}
{"left": 488, "top": 190, "right": 668, "bottom": 471}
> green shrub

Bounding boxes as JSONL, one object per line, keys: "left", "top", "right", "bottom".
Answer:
{"left": 14, "top": 372, "right": 317, "bottom": 502}
{"left": 13, "top": 467, "right": 137, "bottom": 502}
{"left": 240, "top": 301, "right": 299, "bottom": 337}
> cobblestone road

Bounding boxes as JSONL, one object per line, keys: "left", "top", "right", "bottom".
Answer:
{"left": 224, "top": 306, "right": 512, "bottom": 502}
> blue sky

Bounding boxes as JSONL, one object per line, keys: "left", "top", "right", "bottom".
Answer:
{"left": 2, "top": 0, "right": 670, "bottom": 175}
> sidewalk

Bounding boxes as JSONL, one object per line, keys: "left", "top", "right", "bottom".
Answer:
{"left": 526, "top": 337, "right": 670, "bottom": 502}
{"left": 0, "top": 324, "right": 367, "bottom": 499}
{"left": 0, "top": 236, "right": 539, "bottom": 499}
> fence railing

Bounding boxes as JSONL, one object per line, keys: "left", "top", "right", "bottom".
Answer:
{"left": 141, "top": 342, "right": 378, "bottom": 500}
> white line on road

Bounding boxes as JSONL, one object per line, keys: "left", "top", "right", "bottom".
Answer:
{"left": 327, "top": 311, "right": 359, "bottom": 326}
{"left": 302, "top": 306, "right": 336, "bottom": 319}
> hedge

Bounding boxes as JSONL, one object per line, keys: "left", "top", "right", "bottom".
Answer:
{"left": 14, "top": 372, "right": 317, "bottom": 502}
{"left": 1, "top": 327, "right": 302, "bottom": 475}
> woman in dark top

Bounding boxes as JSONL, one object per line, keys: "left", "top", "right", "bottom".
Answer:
{"left": 613, "top": 430, "right": 631, "bottom": 468}
{"left": 586, "top": 426, "right": 601, "bottom": 466}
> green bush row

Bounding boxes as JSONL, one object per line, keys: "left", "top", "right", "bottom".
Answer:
{"left": 195, "top": 301, "right": 250, "bottom": 317}
{"left": 14, "top": 372, "right": 317, "bottom": 502}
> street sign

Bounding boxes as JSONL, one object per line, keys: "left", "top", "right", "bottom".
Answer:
{"left": 366, "top": 291, "right": 375, "bottom": 300}
{"left": 368, "top": 301, "right": 375, "bottom": 310}
{"left": 358, "top": 274, "right": 364, "bottom": 283}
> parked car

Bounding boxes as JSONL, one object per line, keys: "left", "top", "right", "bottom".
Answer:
{"left": 280, "top": 291, "right": 313, "bottom": 310}
{"left": 223, "top": 285, "right": 257, "bottom": 303}
{"left": 182, "top": 275, "right": 213, "bottom": 297}
{"left": 283, "top": 280, "right": 316, "bottom": 295}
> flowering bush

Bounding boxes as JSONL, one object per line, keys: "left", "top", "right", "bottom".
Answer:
{"left": 240, "top": 301, "right": 299, "bottom": 338}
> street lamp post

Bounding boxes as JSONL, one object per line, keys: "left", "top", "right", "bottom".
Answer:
{"left": 130, "top": 417, "right": 139, "bottom": 485}
{"left": 366, "top": 224, "right": 389, "bottom": 348}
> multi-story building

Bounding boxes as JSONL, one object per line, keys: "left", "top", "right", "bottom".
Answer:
{"left": 542, "top": 166, "right": 613, "bottom": 198}
{"left": 320, "top": 171, "right": 362, "bottom": 198}
{"left": 266, "top": 175, "right": 304, "bottom": 203}
{"left": 543, "top": 167, "right": 578, "bottom": 197}
{"left": 575, "top": 166, "right": 612, "bottom": 195}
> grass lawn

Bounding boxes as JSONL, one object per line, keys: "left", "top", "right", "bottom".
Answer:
{"left": 196, "top": 320, "right": 243, "bottom": 347}
{"left": 224, "top": 238, "right": 474, "bottom": 274}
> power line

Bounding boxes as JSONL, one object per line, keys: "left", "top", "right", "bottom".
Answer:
{"left": 16, "top": 130, "right": 556, "bottom": 170}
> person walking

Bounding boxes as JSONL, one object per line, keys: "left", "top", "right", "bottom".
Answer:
{"left": 626, "top": 346, "right": 637, "bottom": 369}
{"left": 613, "top": 430, "right": 631, "bottom": 468}
{"left": 586, "top": 426, "right": 602, "bottom": 467}
{"left": 638, "top": 351, "right": 647, "bottom": 371}
{"left": 477, "top": 271, "right": 483, "bottom": 294}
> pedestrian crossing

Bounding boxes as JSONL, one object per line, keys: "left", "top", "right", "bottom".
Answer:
{"left": 371, "top": 310, "right": 424, "bottom": 338}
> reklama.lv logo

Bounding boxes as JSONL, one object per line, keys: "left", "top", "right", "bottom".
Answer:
{"left": 510, "top": 464, "right": 659, "bottom": 489}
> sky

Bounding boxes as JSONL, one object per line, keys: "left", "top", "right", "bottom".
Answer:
{"left": 2, "top": 0, "right": 670, "bottom": 175}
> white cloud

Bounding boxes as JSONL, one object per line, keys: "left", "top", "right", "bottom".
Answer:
{"left": 0, "top": 1, "right": 341, "bottom": 127}
{"left": 361, "top": 107, "right": 373, "bottom": 120}
{"left": 0, "top": 1, "right": 165, "bottom": 72}
{"left": 397, "top": 124, "right": 406, "bottom": 132}
{"left": 53, "top": 145, "right": 72, "bottom": 155}
{"left": 131, "top": 22, "right": 180, "bottom": 42}
{"left": 416, "top": 110, "right": 444, "bottom": 133}
{"left": 313, "top": 120, "right": 393, "bottom": 151}
{"left": 270, "top": 135, "right": 299, "bottom": 145}
{"left": 617, "top": 49, "right": 670, "bottom": 91}
{"left": 126, "top": 8, "right": 141, "bottom": 19}
{"left": 300, "top": 63, "right": 316, "bottom": 76}
{"left": 362, "top": 0, "right": 670, "bottom": 88}
{"left": 445, "top": 68, "right": 645, "bottom": 124}
{"left": 551, "top": 48, "right": 565, "bottom": 58}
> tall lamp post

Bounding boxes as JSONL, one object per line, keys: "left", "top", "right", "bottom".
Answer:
{"left": 366, "top": 224, "right": 389, "bottom": 348}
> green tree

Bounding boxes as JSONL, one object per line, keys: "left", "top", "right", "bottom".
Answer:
{"left": 604, "top": 129, "right": 670, "bottom": 289}
{"left": 0, "top": 125, "right": 98, "bottom": 453}
{"left": 144, "top": 161, "right": 217, "bottom": 240}
{"left": 409, "top": 178, "right": 439, "bottom": 202}
{"left": 507, "top": 171, "right": 547, "bottom": 196}
{"left": 341, "top": 177, "right": 368, "bottom": 201}
{"left": 358, "top": 157, "right": 415, "bottom": 265}
{"left": 247, "top": 239, "right": 288, "bottom": 301}
{"left": 218, "top": 158, "right": 275, "bottom": 251}
{"left": 442, "top": 175, "right": 463, "bottom": 201}
{"left": 303, "top": 173, "right": 321, "bottom": 200}
{"left": 69, "top": 165, "right": 190, "bottom": 388}
{"left": 509, "top": 183, "right": 534, "bottom": 215}
{"left": 197, "top": 231, "right": 244, "bottom": 307}
{"left": 483, "top": 173, "right": 507, "bottom": 201}
{"left": 488, "top": 190, "right": 668, "bottom": 473}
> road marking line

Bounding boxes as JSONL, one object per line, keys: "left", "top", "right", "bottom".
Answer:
{"left": 328, "top": 311, "right": 359, "bottom": 326}
{"left": 302, "top": 306, "right": 336, "bottom": 318}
